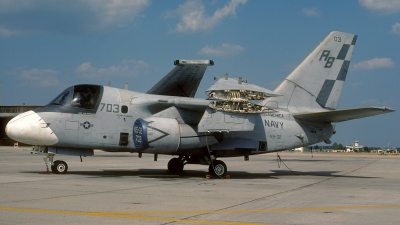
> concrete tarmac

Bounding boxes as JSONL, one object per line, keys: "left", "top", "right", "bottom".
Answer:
{"left": 0, "top": 146, "right": 399, "bottom": 225}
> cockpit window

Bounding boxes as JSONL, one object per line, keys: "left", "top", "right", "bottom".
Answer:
{"left": 47, "top": 85, "right": 102, "bottom": 112}
{"left": 50, "top": 90, "right": 70, "bottom": 106}
{"left": 70, "top": 85, "right": 101, "bottom": 110}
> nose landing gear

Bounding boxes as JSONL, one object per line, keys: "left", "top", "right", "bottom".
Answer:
{"left": 44, "top": 154, "right": 68, "bottom": 174}
{"left": 51, "top": 160, "right": 68, "bottom": 174}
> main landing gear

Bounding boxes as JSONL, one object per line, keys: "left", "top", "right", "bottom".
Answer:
{"left": 167, "top": 157, "right": 185, "bottom": 174}
{"left": 167, "top": 156, "right": 228, "bottom": 177}
{"left": 44, "top": 153, "right": 68, "bottom": 174}
{"left": 208, "top": 160, "right": 227, "bottom": 177}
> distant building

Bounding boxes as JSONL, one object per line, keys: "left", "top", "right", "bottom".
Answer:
{"left": 346, "top": 140, "right": 364, "bottom": 152}
{"left": 376, "top": 146, "right": 398, "bottom": 154}
{"left": 332, "top": 149, "right": 346, "bottom": 153}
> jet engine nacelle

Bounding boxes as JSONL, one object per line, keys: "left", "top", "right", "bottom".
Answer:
{"left": 133, "top": 117, "right": 218, "bottom": 154}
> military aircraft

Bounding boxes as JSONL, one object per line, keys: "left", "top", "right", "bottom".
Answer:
{"left": 5, "top": 31, "right": 394, "bottom": 177}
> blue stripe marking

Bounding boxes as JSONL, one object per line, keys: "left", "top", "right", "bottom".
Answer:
{"left": 337, "top": 44, "right": 350, "bottom": 60}
{"left": 316, "top": 80, "right": 336, "bottom": 107}
{"left": 337, "top": 60, "right": 350, "bottom": 81}
{"left": 351, "top": 35, "right": 358, "bottom": 45}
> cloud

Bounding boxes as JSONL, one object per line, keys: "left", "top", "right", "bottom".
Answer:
{"left": 0, "top": 0, "right": 150, "bottom": 36}
{"left": 198, "top": 43, "right": 245, "bottom": 56}
{"left": 164, "top": 0, "right": 247, "bottom": 33}
{"left": 392, "top": 22, "right": 400, "bottom": 34}
{"left": 353, "top": 58, "right": 395, "bottom": 70}
{"left": 18, "top": 69, "right": 60, "bottom": 87}
{"left": 75, "top": 60, "right": 149, "bottom": 80}
{"left": 0, "top": 26, "right": 22, "bottom": 37}
{"left": 302, "top": 8, "right": 321, "bottom": 17}
{"left": 88, "top": 0, "right": 150, "bottom": 28}
{"left": 359, "top": 0, "right": 400, "bottom": 14}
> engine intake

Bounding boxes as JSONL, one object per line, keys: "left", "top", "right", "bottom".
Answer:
{"left": 133, "top": 117, "right": 218, "bottom": 154}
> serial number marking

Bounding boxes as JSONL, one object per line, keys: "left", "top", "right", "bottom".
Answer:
{"left": 270, "top": 135, "right": 281, "bottom": 139}
{"left": 100, "top": 103, "right": 119, "bottom": 113}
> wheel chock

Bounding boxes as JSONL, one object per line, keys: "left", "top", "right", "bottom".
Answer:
{"left": 205, "top": 174, "right": 230, "bottom": 179}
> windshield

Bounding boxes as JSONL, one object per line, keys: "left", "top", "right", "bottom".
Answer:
{"left": 48, "top": 85, "right": 102, "bottom": 111}
{"left": 50, "top": 89, "right": 70, "bottom": 106}
{"left": 70, "top": 85, "right": 101, "bottom": 110}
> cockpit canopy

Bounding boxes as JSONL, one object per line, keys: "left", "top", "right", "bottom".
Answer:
{"left": 48, "top": 85, "right": 102, "bottom": 111}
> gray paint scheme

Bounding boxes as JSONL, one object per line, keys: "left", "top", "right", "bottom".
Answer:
{"left": 146, "top": 60, "right": 213, "bottom": 97}
{"left": 5, "top": 32, "right": 394, "bottom": 175}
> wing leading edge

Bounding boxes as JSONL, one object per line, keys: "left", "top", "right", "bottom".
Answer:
{"left": 293, "top": 107, "right": 395, "bottom": 123}
{"left": 146, "top": 60, "right": 214, "bottom": 97}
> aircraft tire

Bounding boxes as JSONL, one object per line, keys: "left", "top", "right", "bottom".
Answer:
{"left": 50, "top": 160, "right": 59, "bottom": 173}
{"left": 209, "top": 160, "right": 227, "bottom": 177}
{"left": 53, "top": 160, "right": 68, "bottom": 174}
{"left": 167, "top": 158, "right": 184, "bottom": 174}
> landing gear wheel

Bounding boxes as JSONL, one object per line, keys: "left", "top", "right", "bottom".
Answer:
{"left": 52, "top": 160, "right": 68, "bottom": 174}
{"left": 50, "top": 160, "right": 59, "bottom": 173}
{"left": 168, "top": 158, "right": 184, "bottom": 174}
{"left": 209, "top": 160, "right": 227, "bottom": 177}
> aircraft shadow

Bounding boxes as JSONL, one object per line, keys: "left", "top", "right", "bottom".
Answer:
{"left": 24, "top": 168, "right": 377, "bottom": 180}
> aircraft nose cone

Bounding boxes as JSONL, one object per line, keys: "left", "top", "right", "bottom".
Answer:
{"left": 5, "top": 110, "right": 59, "bottom": 145}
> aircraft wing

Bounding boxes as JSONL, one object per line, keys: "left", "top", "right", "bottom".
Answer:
{"left": 293, "top": 107, "right": 395, "bottom": 123}
{"left": 146, "top": 60, "right": 214, "bottom": 97}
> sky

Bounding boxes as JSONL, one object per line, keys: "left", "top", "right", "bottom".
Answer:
{"left": 0, "top": 0, "right": 399, "bottom": 147}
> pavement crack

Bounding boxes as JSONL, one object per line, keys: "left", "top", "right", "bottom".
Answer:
{"left": 165, "top": 159, "right": 380, "bottom": 225}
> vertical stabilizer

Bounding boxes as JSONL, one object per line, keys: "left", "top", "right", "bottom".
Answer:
{"left": 263, "top": 31, "right": 357, "bottom": 112}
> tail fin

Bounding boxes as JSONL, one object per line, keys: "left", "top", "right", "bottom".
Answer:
{"left": 263, "top": 31, "right": 357, "bottom": 112}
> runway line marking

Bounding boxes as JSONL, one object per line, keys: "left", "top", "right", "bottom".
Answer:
{"left": 101, "top": 204, "right": 400, "bottom": 215}
{"left": 0, "top": 206, "right": 266, "bottom": 225}
{"left": 1, "top": 204, "right": 400, "bottom": 224}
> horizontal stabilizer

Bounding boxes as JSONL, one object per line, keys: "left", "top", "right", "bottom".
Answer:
{"left": 293, "top": 107, "right": 395, "bottom": 123}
